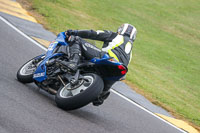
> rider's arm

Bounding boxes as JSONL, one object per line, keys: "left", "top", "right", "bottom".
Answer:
{"left": 67, "top": 30, "right": 117, "bottom": 42}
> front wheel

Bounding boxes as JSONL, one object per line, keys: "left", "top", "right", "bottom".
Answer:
{"left": 55, "top": 73, "right": 104, "bottom": 110}
{"left": 17, "top": 55, "right": 44, "bottom": 83}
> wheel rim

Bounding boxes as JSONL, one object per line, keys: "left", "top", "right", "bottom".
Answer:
{"left": 59, "top": 75, "right": 94, "bottom": 98}
{"left": 19, "top": 60, "right": 36, "bottom": 76}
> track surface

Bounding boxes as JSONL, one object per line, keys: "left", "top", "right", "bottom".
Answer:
{"left": 0, "top": 18, "right": 183, "bottom": 133}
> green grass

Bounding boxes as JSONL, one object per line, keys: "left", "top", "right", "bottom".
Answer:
{"left": 25, "top": 0, "right": 200, "bottom": 126}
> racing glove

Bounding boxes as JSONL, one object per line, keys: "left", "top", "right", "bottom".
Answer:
{"left": 65, "top": 30, "right": 78, "bottom": 36}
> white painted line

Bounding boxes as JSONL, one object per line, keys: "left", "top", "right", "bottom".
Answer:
{"left": 0, "top": 16, "right": 47, "bottom": 51}
{"left": 0, "top": 15, "right": 186, "bottom": 133}
{"left": 111, "top": 90, "right": 186, "bottom": 133}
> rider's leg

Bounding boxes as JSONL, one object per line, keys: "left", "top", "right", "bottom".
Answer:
{"left": 68, "top": 36, "right": 105, "bottom": 60}
{"left": 67, "top": 36, "right": 105, "bottom": 71}
{"left": 79, "top": 39, "right": 106, "bottom": 59}
{"left": 66, "top": 37, "right": 82, "bottom": 71}
{"left": 69, "top": 43, "right": 81, "bottom": 63}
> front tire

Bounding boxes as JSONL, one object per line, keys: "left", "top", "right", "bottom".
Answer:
{"left": 17, "top": 55, "right": 43, "bottom": 83}
{"left": 55, "top": 73, "right": 104, "bottom": 110}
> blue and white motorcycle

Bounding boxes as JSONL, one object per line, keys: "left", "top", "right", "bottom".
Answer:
{"left": 17, "top": 32, "right": 127, "bottom": 110}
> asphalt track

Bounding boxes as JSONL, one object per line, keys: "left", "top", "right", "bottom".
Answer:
{"left": 0, "top": 17, "right": 185, "bottom": 133}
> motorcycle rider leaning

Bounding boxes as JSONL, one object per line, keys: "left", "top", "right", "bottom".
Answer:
{"left": 65, "top": 23, "right": 137, "bottom": 106}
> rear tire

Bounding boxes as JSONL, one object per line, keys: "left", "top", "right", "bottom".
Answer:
{"left": 55, "top": 73, "right": 104, "bottom": 110}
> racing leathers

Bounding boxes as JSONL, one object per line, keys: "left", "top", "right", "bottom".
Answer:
{"left": 67, "top": 29, "right": 134, "bottom": 67}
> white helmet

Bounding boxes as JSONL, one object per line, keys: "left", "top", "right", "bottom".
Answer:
{"left": 117, "top": 23, "right": 137, "bottom": 41}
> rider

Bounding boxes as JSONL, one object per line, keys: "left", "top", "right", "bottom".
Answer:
{"left": 65, "top": 23, "right": 137, "bottom": 106}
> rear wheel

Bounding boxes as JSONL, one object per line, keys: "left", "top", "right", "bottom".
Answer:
{"left": 17, "top": 55, "right": 44, "bottom": 83}
{"left": 55, "top": 73, "right": 104, "bottom": 110}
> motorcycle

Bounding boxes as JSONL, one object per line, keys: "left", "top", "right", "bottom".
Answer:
{"left": 17, "top": 32, "right": 127, "bottom": 110}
